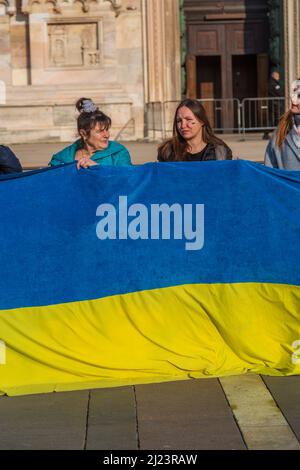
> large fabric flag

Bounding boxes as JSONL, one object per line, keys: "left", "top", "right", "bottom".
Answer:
{"left": 0, "top": 161, "right": 300, "bottom": 396}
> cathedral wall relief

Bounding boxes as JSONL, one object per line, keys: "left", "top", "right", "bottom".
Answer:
{"left": 47, "top": 21, "right": 102, "bottom": 69}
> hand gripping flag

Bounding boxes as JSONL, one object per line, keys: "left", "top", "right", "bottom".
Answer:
{"left": 0, "top": 161, "right": 300, "bottom": 396}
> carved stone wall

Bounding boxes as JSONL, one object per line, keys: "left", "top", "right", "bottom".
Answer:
{"left": 0, "top": 0, "right": 145, "bottom": 142}
{"left": 47, "top": 22, "right": 101, "bottom": 68}
{"left": 25, "top": 1, "right": 118, "bottom": 86}
{"left": 0, "top": 0, "right": 182, "bottom": 143}
{"left": 0, "top": 0, "right": 16, "bottom": 15}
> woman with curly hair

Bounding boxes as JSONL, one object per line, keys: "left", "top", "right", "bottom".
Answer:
{"left": 49, "top": 98, "right": 132, "bottom": 169}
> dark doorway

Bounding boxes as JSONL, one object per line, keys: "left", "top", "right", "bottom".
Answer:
{"left": 232, "top": 54, "right": 258, "bottom": 130}
{"left": 197, "top": 56, "right": 221, "bottom": 128}
{"left": 232, "top": 54, "right": 258, "bottom": 100}
{"left": 197, "top": 56, "right": 221, "bottom": 99}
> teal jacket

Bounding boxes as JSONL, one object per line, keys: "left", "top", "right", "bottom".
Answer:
{"left": 49, "top": 140, "right": 132, "bottom": 167}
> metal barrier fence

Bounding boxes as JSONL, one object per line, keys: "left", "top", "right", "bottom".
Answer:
{"left": 241, "top": 97, "right": 286, "bottom": 138}
{"left": 146, "top": 97, "right": 286, "bottom": 139}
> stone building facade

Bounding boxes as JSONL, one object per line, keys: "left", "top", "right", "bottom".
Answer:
{"left": 0, "top": 0, "right": 181, "bottom": 143}
{"left": 0, "top": 0, "right": 299, "bottom": 144}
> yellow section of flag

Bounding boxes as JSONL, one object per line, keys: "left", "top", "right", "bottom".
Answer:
{"left": 0, "top": 282, "right": 299, "bottom": 396}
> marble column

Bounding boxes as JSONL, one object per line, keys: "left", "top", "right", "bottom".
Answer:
{"left": 143, "top": 0, "right": 181, "bottom": 103}
{"left": 283, "top": 0, "right": 300, "bottom": 92}
{"left": 142, "top": 0, "right": 181, "bottom": 138}
{"left": 0, "top": 80, "right": 5, "bottom": 104}
{"left": 0, "top": 1, "right": 13, "bottom": 84}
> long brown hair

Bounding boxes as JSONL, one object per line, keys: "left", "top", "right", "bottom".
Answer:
{"left": 275, "top": 110, "right": 293, "bottom": 148}
{"left": 276, "top": 77, "right": 300, "bottom": 148}
{"left": 158, "top": 99, "right": 227, "bottom": 161}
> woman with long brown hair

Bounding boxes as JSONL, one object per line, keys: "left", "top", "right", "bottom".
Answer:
{"left": 265, "top": 79, "right": 300, "bottom": 169}
{"left": 157, "top": 99, "right": 232, "bottom": 162}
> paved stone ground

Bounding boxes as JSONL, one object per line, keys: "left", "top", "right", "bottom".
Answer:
{"left": 11, "top": 134, "right": 268, "bottom": 169}
{"left": 0, "top": 376, "right": 299, "bottom": 450}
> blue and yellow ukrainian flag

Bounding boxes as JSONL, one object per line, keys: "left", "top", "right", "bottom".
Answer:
{"left": 0, "top": 161, "right": 300, "bottom": 396}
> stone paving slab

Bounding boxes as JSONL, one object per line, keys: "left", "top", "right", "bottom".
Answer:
{"left": 0, "top": 377, "right": 299, "bottom": 450}
{"left": 86, "top": 387, "right": 137, "bottom": 450}
{"left": 0, "top": 391, "right": 89, "bottom": 450}
{"left": 241, "top": 425, "right": 300, "bottom": 450}
{"left": 220, "top": 375, "right": 300, "bottom": 450}
{"left": 262, "top": 376, "right": 300, "bottom": 442}
{"left": 135, "top": 379, "right": 246, "bottom": 450}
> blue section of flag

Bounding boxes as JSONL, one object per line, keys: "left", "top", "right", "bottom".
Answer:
{"left": 1, "top": 161, "right": 300, "bottom": 310}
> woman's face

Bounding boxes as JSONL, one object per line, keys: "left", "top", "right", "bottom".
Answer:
{"left": 81, "top": 122, "right": 110, "bottom": 150}
{"left": 176, "top": 106, "right": 203, "bottom": 140}
{"left": 290, "top": 80, "right": 300, "bottom": 114}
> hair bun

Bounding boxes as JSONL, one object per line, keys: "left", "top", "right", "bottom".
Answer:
{"left": 76, "top": 97, "right": 98, "bottom": 114}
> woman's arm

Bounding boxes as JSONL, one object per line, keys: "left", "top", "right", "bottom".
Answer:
{"left": 264, "top": 140, "right": 279, "bottom": 168}
{"left": 157, "top": 142, "right": 173, "bottom": 162}
{"left": 214, "top": 144, "right": 232, "bottom": 161}
{"left": 223, "top": 145, "right": 233, "bottom": 160}
{"left": 76, "top": 156, "right": 98, "bottom": 170}
{"left": 49, "top": 154, "right": 63, "bottom": 167}
{"left": 114, "top": 148, "right": 132, "bottom": 166}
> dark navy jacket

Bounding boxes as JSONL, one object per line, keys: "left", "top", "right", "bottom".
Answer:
{"left": 0, "top": 145, "right": 23, "bottom": 174}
